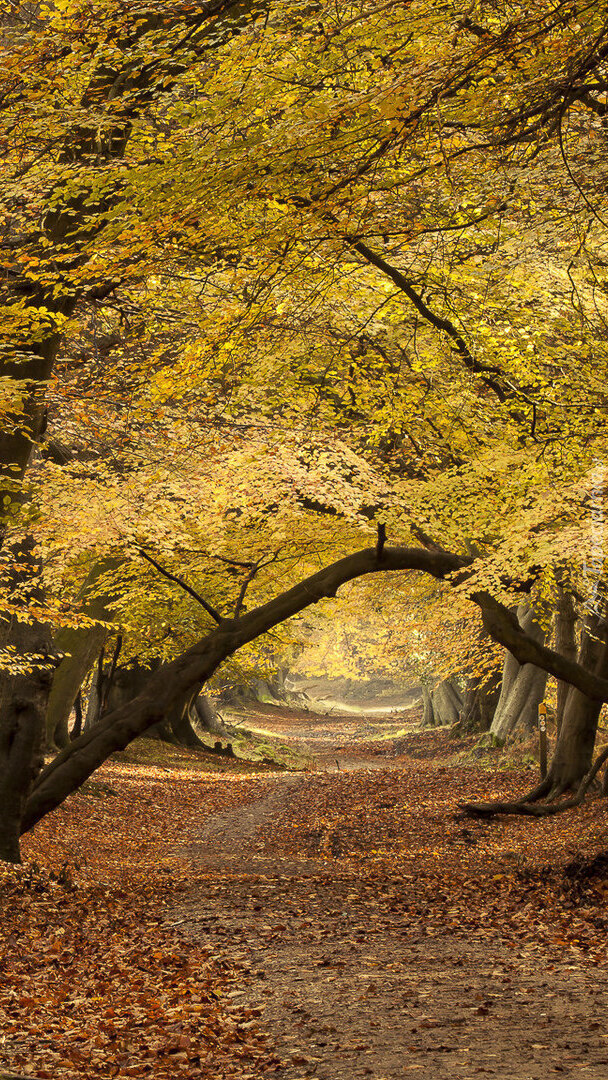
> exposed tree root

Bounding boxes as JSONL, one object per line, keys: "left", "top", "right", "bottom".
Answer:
{"left": 460, "top": 746, "right": 608, "bottom": 819}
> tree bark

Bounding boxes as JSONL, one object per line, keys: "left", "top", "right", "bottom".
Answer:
{"left": 84, "top": 655, "right": 104, "bottom": 733}
{"left": 169, "top": 699, "right": 207, "bottom": 749}
{"left": 544, "top": 612, "right": 608, "bottom": 792}
{"left": 72, "top": 692, "right": 83, "bottom": 741}
{"left": 45, "top": 559, "right": 119, "bottom": 749}
{"left": 422, "top": 685, "right": 434, "bottom": 727}
{"left": 0, "top": 539, "right": 55, "bottom": 862}
{"left": 554, "top": 581, "right": 577, "bottom": 734}
{"left": 101, "top": 660, "right": 178, "bottom": 744}
{"left": 193, "top": 694, "right": 231, "bottom": 740}
{"left": 422, "top": 678, "right": 463, "bottom": 726}
{"left": 46, "top": 624, "right": 108, "bottom": 750}
{"left": 458, "top": 669, "right": 501, "bottom": 732}
{"left": 488, "top": 602, "right": 547, "bottom": 744}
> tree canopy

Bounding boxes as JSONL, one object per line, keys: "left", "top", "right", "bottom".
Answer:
{"left": 1, "top": 0, "right": 608, "bottom": 858}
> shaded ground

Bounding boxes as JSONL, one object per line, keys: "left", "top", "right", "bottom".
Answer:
{"left": 176, "top": 705, "right": 608, "bottom": 1079}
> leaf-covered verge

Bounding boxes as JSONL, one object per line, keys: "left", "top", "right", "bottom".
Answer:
{"left": 0, "top": 750, "right": 282, "bottom": 1080}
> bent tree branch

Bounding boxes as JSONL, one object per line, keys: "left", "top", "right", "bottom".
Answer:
{"left": 21, "top": 544, "right": 608, "bottom": 834}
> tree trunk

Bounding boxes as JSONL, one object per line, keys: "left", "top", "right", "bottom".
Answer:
{"left": 46, "top": 624, "right": 108, "bottom": 750}
{"left": 422, "top": 685, "right": 434, "bottom": 727}
{"left": 169, "top": 699, "right": 207, "bottom": 749}
{"left": 102, "top": 661, "right": 178, "bottom": 744}
{"left": 422, "top": 678, "right": 463, "bottom": 726}
{"left": 545, "top": 612, "right": 608, "bottom": 792}
{"left": 0, "top": 540, "right": 55, "bottom": 862}
{"left": 488, "top": 602, "right": 547, "bottom": 744}
{"left": 84, "top": 656, "right": 104, "bottom": 732}
{"left": 458, "top": 669, "right": 501, "bottom": 732}
{"left": 554, "top": 581, "right": 577, "bottom": 735}
{"left": 45, "top": 559, "right": 119, "bottom": 749}
{"left": 72, "top": 692, "right": 83, "bottom": 741}
{"left": 194, "top": 695, "right": 232, "bottom": 740}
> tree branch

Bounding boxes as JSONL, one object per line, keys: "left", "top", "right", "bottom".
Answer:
{"left": 22, "top": 543, "right": 608, "bottom": 833}
{"left": 233, "top": 560, "right": 261, "bottom": 617}
{"left": 472, "top": 590, "right": 608, "bottom": 701}
{"left": 139, "top": 549, "right": 223, "bottom": 625}
{"left": 349, "top": 238, "right": 509, "bottom": 403}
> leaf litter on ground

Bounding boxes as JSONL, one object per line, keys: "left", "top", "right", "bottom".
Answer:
{"left": 1, "top": 715, "right": 608, "bottom": 1080}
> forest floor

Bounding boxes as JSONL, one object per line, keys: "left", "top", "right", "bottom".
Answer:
{"left": 2, "top": 705, "right": 608, "bottom": 1079}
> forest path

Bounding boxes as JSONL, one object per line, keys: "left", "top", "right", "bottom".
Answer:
{"left": 174, "top": 708, "right": 608, "bottom": 1080}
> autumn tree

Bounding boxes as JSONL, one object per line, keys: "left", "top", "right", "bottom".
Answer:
{"left": 2, "top": 0, "right": 608, "bottom": 861}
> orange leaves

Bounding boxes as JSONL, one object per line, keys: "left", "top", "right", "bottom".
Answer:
{"left": 0, "top": 759, "right": 280, "bottom": 1080}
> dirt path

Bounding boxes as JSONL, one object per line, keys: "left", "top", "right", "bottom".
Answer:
{"left": 174, "top": 708, "right": 608, "bottom": 1079}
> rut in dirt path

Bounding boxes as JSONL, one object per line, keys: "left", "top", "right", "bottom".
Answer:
{"left": 173, "top": 710, "right": 608, "bottom": 1080}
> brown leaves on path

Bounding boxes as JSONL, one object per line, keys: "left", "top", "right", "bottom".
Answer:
{"left": 3, "top": 717, "right": 608, "bottom": 1080}
{"left": 1, "top": 747, "right": 281, "bottom": 1079}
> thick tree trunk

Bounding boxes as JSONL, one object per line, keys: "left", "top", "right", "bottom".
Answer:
{"left": 169, "top": 699, "right": 207, "bottom": 749}
{"left": 168, "top": 692, "right": 231, "bottom": 747}
{"left": 490, "top": 664, "right": 548, "bottom": 744}
{"left": 433, "top": 679, "right": 463, "bottom": 725}
{"left": 545, "top": 613, "right": 608, "bottom": 792}
{"left": 422, "top": 678, "right": 463, "bottom": 726}
{"left": 0, "top": 540, "right": 55, "bottom": 862}
{"left": 46, "top": 624, "right": 108, "bottom": 750}
{"left": 193, "top": 694, "right": 231, "bottom": 739}
{"left": 458, "top": 669, "right": 501, "bottom": 733}
{"left": 554, "top": 582, "right": 577, "bottom": 735}
{"left": 101, "top": 660, "right": 179, "bottom": 744}
{"left": 422, "top": 685, "right": 434, "bottom": 727}
{"left": 488, "top": 602, "right": 547, "bottom": 744}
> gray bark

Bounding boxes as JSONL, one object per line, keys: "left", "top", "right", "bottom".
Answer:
{"left": 489, "top": 602, "right": 547, "bottom": 744}
{"left": 458, "top": 669, "right": 501, "bottom": 732}
{"left": 422, "top": 678, "right": 463, "bottom": 726}
{"left": 193, "top": 695, "right": 231, "bottom": 739}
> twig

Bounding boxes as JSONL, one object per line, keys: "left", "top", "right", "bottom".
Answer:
{"left": 234, "top": 561, "right": 260, "bottom": 617}
{"left": 139, "top": 549, "right": 223, "bottom": 625}
{"left": 233, "top": 551, "right": 281, "bottom": 617}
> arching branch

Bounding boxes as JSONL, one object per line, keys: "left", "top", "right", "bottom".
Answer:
{"left": 21, "top": 543, "right": 608, "bottom": 834}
